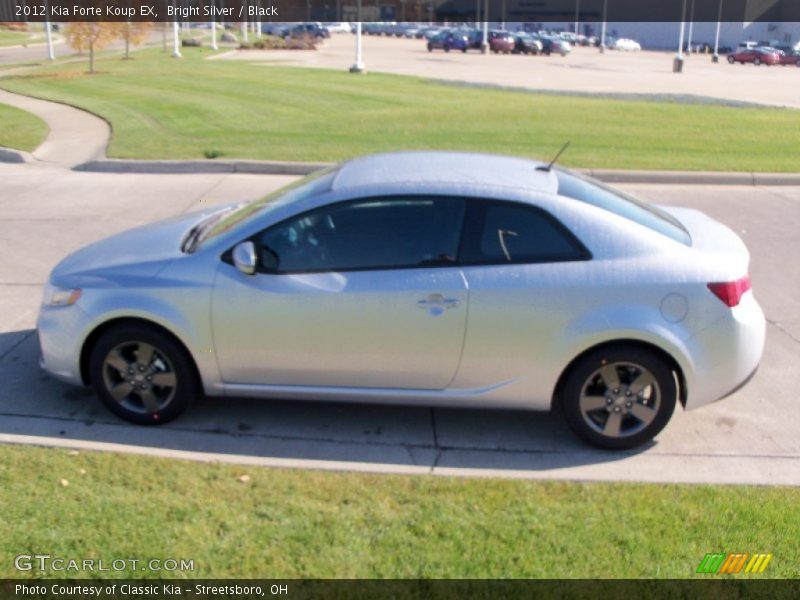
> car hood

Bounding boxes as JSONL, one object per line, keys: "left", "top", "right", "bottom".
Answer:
{"left": 49, "top": 205, "right": 233, "bottom": 286}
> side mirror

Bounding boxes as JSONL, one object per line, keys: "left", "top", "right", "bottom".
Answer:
{"left": 232, "top": 241, "right": 257, "bottom": 276}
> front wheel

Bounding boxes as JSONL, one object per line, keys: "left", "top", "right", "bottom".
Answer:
{"left": 89, "top": 324, "right": 199, "bottom": 425}
{"left": 560, "top": 346, "right": 677, "bottom": 450}
{"left": 754, "top": 57, "right": 761, "bottom": 65}
{"left": 427, "top": 43, "right": 433, "bottom": 52}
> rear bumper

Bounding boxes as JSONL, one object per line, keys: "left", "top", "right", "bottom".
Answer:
{"left": 683, "top": 293, "right": 766, "bottom": 410}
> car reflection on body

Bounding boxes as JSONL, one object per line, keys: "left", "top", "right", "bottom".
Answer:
{"left": 38, "top": 152, "right": 765, "bottom": 449}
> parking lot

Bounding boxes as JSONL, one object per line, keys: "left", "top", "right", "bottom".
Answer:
{"left": 1, "top": 161, "right": 798, "bottom": 485}
{"left": 219, "top": 34, "right": 800, "bottom": 109}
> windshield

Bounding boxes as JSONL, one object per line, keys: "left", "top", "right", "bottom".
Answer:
{"left": 554, "top": 168, "right": 691, "bottom": 246}
{"left": 191, "top": 166, "right": 338, "bottom": 251}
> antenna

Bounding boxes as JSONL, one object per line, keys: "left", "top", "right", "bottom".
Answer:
{"left": 536, "top": 141, "right": 571, "bottom": 172}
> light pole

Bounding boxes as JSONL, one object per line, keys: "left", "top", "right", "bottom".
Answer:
{"left": 44, "top": 0, "right": 54, "bottom": 61}
{"left": 172, "top": 20, "right": 182, "bottom": 58}
{"left": 210, "top": 19, "right": 218, "bottom": 50}
{"left": 241, "top": 19, "right": 248, "bottom": 42}
{"left": 712, "top": 0, "right": 723, "bottom": 62}
{"left": 350, "top": 0, "right": 365, "bottom": 72}
{"left": 599, "top": 0, "right": 607, "bottom": 53}
{"left": 674, "top": 0, "right": 687, "bottom": 72}
{"left": 475, "top": 0, "right": 480, "bottom": 27}
{"left": 481, "top": 0, "right": 488, "bottom": 53}
{"left": 574, "top": 0, "right": 580, "bottom": 35}
{"left": 686, "top": 0, "right": 695, "bottom": 54}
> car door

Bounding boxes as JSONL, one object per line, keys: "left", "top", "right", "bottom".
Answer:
{"left": 211, "top": 196, "right": 469, "bottom": 390}
{"left": 450, "top": 199, "right": 592, "bottom": 393}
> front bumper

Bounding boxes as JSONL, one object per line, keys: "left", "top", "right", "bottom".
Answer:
{"left": 37, "top": 303, "right": 93, "bottom": 386}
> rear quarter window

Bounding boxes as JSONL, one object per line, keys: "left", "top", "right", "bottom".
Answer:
{"left": 555, "top": 169, "right": 691, "bottom": 246}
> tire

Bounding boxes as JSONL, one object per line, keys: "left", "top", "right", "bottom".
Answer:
{"left": 445, "top": 46, "right": 450, "bottom": 53}
{"left": 462, "top": 47, "right": 467, "bottom": 53}
{"left": 560, "top": 345, "right": 677, "bottom": 450}
{"left": 754, "top": 58, "right": 761, "bottom": 65}
{"left": 427, "top": 43, "right": 432, "bottom": 52}
{"left": 727, "top": 55, "right": 735, "bottom": 63}
{"left": 89, "top": 324, "right": 199, "bottom": 425}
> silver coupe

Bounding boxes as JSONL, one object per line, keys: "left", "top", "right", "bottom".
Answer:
{"left": 38, "top": 152, "right": 765, "bottom": 449}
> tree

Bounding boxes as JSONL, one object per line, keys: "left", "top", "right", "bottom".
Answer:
{"left": 115, "top": 21, "right": 153, "bottom": 60}
{"left": 63, "top": 22, "right": 117, "bottom": 74}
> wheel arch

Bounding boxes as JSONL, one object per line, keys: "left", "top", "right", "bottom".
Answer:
{"left": 80, "top": 317, "right": 201, "bottom": 387}
{"left": 552, "top": 339, "right": 688, "bottom": 410}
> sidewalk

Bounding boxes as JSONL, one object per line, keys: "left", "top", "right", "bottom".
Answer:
{"left": 0, "top": 88, "right": 109, "bottom": 166}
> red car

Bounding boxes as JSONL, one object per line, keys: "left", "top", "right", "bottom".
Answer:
{"left": 779, "top": 50, "right": 800, "bottom": 66}
{"left": 727, "top": 47, "right": 780, "bottom": 65}
{"left": 488, "top": 31, "right": 515, "bottom": 54}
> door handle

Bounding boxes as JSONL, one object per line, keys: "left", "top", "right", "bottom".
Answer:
{"left": 417, "top": 293, "right": 460, "bottom": 309}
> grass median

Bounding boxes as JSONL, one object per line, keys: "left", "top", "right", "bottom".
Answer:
{"left": 0, "top": 102, "right": 48, "bottom": 151}
{"left": 1, "top": 47, "right": 799, "bottom": 171}
{"left": 1, "top": 443, "right": 797, "bottom": 578}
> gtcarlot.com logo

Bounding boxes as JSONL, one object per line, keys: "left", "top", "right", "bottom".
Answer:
{"left": 14, "top": 554, "right": 195, "bottom": 573}
{"left": 696, "top": 552, "right": 772, "bottom": 575}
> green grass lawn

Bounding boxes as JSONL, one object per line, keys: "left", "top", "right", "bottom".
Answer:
{"left": 0, "top": 443, "right": 797, "bottom": 579}
{"left": 1, "top": 47, "right": 798, "bottom": 171}
{"left": 0, "top": 102, "right": 48, "bottom": 151}
{"left": 0, "top": 30, "right": 41, "bottom": 47}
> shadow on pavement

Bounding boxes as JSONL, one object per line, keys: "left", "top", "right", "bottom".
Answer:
{"left": 0, "top": 329, "right": 647, "bottom": 472}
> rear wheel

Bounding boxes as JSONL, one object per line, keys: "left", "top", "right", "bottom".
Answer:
{"left": 89, "top": 324, "right": 198, "bottom": 425}
{"left": 727, "top": 55, "right": 735, "bottom": 63}
{"left": 427, "top": 43, "right": 433, "bottom": 52}
{"left": 754, "top": 57, "right": 761, "bottom": 65}
{"left": 560, "top": 346, "right": 677, "bottom": 450}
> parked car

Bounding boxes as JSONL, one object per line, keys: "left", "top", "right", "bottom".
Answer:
{"left": 465, "top": 29, "right": 484, "bottom": 51}
{"left": 427, "top": 31, "right": 469, "bottom": 53}
{"left": 324, "top": 22, "right": 351, "bottom": 34}
{"left": 285, "top": 22, "right": 330, "bottom": 40}
{"left": 540, "top": 36, "right": 571, "bottom": 56}
{"left": 38, "top": 152, "right": 765, "bottom": 450}
{"left": 513, "top": 33, "right": 544, "bottom": 55}
{"left": 779, "top": 49, "right": 800, "bottom": 66}
{"left": 727, "top": 47, "right": 780, "bottom": 65}
{"left": 611, "top": 38, "right": 642, "bottom": 51}
{"left": 488, "top": 31, "right": 515, "bottom": 54}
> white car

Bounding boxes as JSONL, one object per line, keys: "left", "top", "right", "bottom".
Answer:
{"left": 324, "top": 22, "right": 351, "bottom": 34}
{"left": 613, "top": 38, "right": 642, "bottom": 51}
{"left": 37, "top": 152, "right": 765, "bottom": 449}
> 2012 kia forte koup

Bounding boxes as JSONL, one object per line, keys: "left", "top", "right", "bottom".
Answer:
{"left": 38, "top": 152, "right": 765, "bottom": 449}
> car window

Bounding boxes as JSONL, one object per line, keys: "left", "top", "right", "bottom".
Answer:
{"left": 257, "top": 197, "right": 465, "bottom": 273}
{"left": 198, "top": 167, "right": 337, "bottom": 247}
{"left": 555, "top": 169, "right": 691, "bottom": 246}
{"left": 461, "top": 201, "right": 588, "bottom": 265}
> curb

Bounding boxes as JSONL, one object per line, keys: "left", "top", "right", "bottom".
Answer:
{"left": 71, "top": 158, "right": 800, "bottom": 186}
{"left": 74, "top": 158, "right": 332, "bottom": 176}
{"left": 0, "top": 145, "right": 33, "bottom": 163}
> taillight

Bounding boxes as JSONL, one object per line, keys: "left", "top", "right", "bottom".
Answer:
{"left": 707, "top": 276, "right": 751, "bottom": 308}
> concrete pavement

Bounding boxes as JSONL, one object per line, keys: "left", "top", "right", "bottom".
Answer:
{"left": 1, "top": 161, "right": 798, "bottom": 485}
{"left": 221, "top": 34, "right": 800, "bottom": 110}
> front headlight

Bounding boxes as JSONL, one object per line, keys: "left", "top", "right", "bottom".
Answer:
{"left": 42, "top": 283, "right": 82, "bottom": 307}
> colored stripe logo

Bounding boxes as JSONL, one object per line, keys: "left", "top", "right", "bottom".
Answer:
{"left": 696, "top": 553, "right": 772, "bottom": 574}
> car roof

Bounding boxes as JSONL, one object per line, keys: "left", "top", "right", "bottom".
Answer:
{"left": 331, "top": 151, "right": 559, "bottom": 195}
